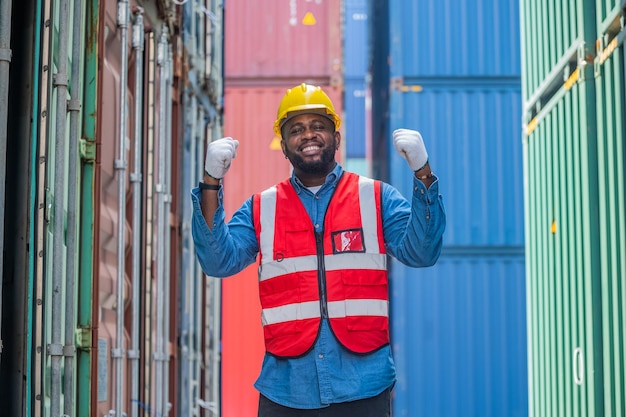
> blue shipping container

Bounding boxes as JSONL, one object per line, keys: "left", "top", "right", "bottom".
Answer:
{"left": 343, "top": 79, "right": 367, "bottom": 158}
{"left": 370, "top": 0, "right": 528, "bottom": 416}
{"left": 344, "top": 0, "right": 369, "bottom": 77}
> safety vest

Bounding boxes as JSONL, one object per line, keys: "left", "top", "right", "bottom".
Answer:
{"left": 252, "top": 172, "right": 389, "bottom": 358}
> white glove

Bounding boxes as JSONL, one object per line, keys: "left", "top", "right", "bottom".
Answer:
{"left": 392, "top": 128, "right": 428, "bottom": 171}
{"left": 204, "top": 137, "right": 239, "bottom": 179}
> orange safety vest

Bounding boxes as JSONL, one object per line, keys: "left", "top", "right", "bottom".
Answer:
{"left": 252, "top": 172, "right": 390, "bottom": 358}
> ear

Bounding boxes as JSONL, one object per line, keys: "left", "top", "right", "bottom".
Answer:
{"left": 280, "top": 138, "right": 287, "bottom": 155}
{"left": 334, "top": 131, "right": 341, "bottom": 149}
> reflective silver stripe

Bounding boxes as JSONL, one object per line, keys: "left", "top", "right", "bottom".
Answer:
{"left": 358, "top": 177, "right": 380, "bottom": 253}
{"left": 260, "top": 253, "right": 386, "bottom": 281}
{"left": 261, "top": 301, "right": 321, "bottom": 326}
{"left": 259, "top": 186, "right": 277, "bottom": 265}
{"left": 327, "top": 299, "right": 389, "bottom": 318}
{"left": 259, "top": 255, "right": 318, "bottom": 281}
{"left": 324, "top": 252, "right": 386, "bottom": 271}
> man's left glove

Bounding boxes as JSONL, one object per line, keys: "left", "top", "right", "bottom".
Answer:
{"left": 204, "top": 137, "right": 239, "bottom": 179}
{"left": 392, "top": 128, "right": 429, "bottom": 171}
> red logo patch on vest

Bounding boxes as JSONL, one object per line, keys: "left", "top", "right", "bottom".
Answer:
{"left": 331, "top": 228, "right": 365, "bottom": 254}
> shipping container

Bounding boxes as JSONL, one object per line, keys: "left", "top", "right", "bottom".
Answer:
{"left": 224, "top": 0, "right": 342, "bottom": 85}
{"left": 369, "top": 0, "right": 528, "bottom": 416}
{"left": 521, "top": 1, "right": 626, "bottom": 416}
{"left": 391, "top": 255, "right": 527, "bottom": 416}
{"left": 344, "top": 0, "right": 369, "bottom": 78}
{"left": 343, "top": 79, "right": 368, "bottom": 159}
{"left": 0, "top": 1, "right": 223, "bottom": 416}
{"left": 343, "top": 0, "right": 370, "bottom": 173}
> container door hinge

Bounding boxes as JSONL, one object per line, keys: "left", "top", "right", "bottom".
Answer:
{"left": 577, "top": 41, "right": 596, "bottom": 81}
{"left": 76, "top": 327, "right": 93, "bottom": 350}
{"left": 391, "top": 76, "right": 424, "bottom": 93}
{"left": 79, "top": 137, "right": 96, "bottom": 162}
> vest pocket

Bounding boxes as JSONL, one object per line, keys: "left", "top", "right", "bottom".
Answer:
{"left": 283, "top": 229, "right": 312, "bottom": 256}
{"left": 340, "top": 271, "right": 388, "bottom": 299}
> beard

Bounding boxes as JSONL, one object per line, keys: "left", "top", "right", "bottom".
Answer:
{"left": 286, "top": 144, "right": 337, "bottom": 176}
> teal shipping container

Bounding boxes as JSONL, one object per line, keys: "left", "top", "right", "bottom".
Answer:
{"left": 369, "top": 0, "right": 528, "bottom": 416}
{"left": 521, "top": 1, "right": 626, "bottom": 416}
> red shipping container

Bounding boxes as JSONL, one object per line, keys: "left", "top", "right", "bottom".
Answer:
{"left": 220, "top": 85, "right": 343, "bottom": 417}
{"left": 225, "top": 0, "right": 342, "bottom": 83}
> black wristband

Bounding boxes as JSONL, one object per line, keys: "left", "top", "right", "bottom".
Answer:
{"left": 198, "top": 181, "right": 220, "bottom": 191}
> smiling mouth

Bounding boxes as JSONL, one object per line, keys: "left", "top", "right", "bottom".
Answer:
{"left": 301, "top": 145, "right": 321, "bottom": 154}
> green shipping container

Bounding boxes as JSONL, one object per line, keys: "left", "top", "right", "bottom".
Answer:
{"left": 521, "top": 1, "right": 626, "bottom": 416}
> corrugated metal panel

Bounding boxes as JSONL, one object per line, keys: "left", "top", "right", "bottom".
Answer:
{"left": 595, "top": 31, "right": 626, "bottom": 417}
{"left": 96, "top": 0, "right": 136, "bottom": 413}
{"left": 521, "top": 2, "right": 626, "bottom": 416}
{"left": 391, "top": 255, "right": 527, "bottom": 417}
{"left": 344, "top": 79, "right": 367, "bottom": 158}
{"left": 524, "top": 80, "right": 604, "bottom": 417}
{"left": 389, "top": 87, "right": 525, "bottom": 246}
{"left": 390, "top": 0, "right": 520, "bottom": 79}
{"left": 519, "top": 0, "right": 585, "bottom": 101}
{"left": 387, "top": 85, "right": 527, "bottom": 417}
{"left": 220, "top": 85, "right": 343, "bottom": 417}
{"left": 595, "top": 1, "right": 624, "bottom": 37}
{"left": 383, "top": 1, "right": 527, "bottom": 416}
{"left": 344, "top": 0, "right": 368, "bottom": 77}
{"left": 224, "top": 0, "right": 342, "bottom": 83}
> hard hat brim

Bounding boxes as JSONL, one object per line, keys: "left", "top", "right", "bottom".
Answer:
{"left": 274, "top": 107, "right": 340, "bottom": 136}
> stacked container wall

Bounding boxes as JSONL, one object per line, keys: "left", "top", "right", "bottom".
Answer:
{"left": 521, "top": 1, "right": 626, "bottom": 416}
{"left": 373, "top": 0, "right": 528, "bottom": 416}
{"left": 0, "top": 0, "right": 46, "bottom": 415}
{"left": 94, "top": 2, "right": 183, "bottom": 417}
{"left": 344, "top": 0, "right": 369, "bottom": 172}
{"left": 0, "top": 1, "right": 220, "bottom": 416}
{"left": 221, "top": 1, "right": 342, "bottom": 415}
{"left": 178, "top": 1, "right": 225, "bottom": 416}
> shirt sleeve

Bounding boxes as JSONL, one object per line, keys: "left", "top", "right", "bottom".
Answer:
{"left": 190, "top": 187, "right": 259, "bottom": 277}
{"left": 381, "top": 176, "right": 446, "bottom": 267}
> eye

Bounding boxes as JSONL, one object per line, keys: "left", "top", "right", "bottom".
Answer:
{"left": 290, "top": 126, "right": 304, "bottom": 135}
{"left": 312, "top": 124, "right": 326, "bottom": 131}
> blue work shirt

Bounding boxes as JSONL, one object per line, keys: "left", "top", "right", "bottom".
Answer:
{"left": 191, "top": 163, "right": 446, "bottom": 409}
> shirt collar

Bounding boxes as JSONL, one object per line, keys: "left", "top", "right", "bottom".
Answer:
{"left": 290, "top": 163, "right": 344, "bottom": 194}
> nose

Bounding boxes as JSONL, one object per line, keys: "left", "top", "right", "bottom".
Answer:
{"left": 301, "top": 125, "right": 318, "bottom": 138}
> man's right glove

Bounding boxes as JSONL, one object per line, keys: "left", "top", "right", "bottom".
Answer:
{"left": 204, "top": 137, "right": 239, "bottom": 179}
{"left": 392, "top": 128, "right": 428, "bottom": 171}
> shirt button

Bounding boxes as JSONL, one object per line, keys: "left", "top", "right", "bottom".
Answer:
{"left": 318, "top": 354, "right": 323, "bottom": 359}
{"left": 315, "top": 224, "right": 320, "bottom": 229}
{"left": 426, "top": 215, "right": 430, "bottom": 220}
{"left": 315, "top": 195, "right": 319, "bottom": 200}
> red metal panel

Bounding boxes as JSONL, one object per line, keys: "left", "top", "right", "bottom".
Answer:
{"left": 220, "top": 85, "right": 343, "bottom": 417}
{"left": 95, "top": 1, "right": 133, "bottom": 415}
{"left": 224, "top": 0, "right": 342, "bottom": 84}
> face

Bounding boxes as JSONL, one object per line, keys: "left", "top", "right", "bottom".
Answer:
{"left": 281, "top": 113, "right": 340, "bottom": 181}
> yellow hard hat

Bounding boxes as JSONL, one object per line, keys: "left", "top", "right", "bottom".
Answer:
{"left": 273, "top": 83, "right": 341, "bottom": 135}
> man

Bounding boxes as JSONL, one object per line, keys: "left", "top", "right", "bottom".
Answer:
{"left": 191, "top": 83, "right": 446, "bottom": 416}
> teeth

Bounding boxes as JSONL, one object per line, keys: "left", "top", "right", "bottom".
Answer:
{"left": 302, "top": 145, "right": 320, "bottom": 152}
